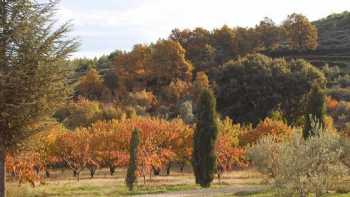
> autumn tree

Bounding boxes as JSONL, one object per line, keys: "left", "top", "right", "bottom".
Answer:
{"left": 78, "top": 68, "right": 105, "bottom": 100}
{"left": 23, "top": 124, "right": 66, "bottom": 178}
{"left": 0, "top": 0, "right": 78, "bottom": 195}
{"left": 169, "top": 28, "right": 216, "bottom": 73}
{"left": 239, "top": 118, "right": 293, "bottom": 146}
{"left": 5, "top": 153, "right": 43, "bottom": 187}
{"left": 126, "top": 128, "right": 140, "bottom": 191}
{"left": 283, "top": 13, "right": 318, "bottom": 50}
{"left": 126, "top": 90, "right": 158, "bottom": 116}
{"left": 192, "top": 89, "right": 219, "bottom": 188}
{"left": 215, "top": 136, "right": 245, "bottom": 182}
{"left": 54, "top": 129, "right": 92, "bottom": 181}
{"left": 303, "top": 85, "right": 327, "bottom": 139}
{"left": 114, "top": 44, "right": 151, "bottom": 96}
{"left": 88, "top": 120, "right": 129, "bottom": 176}
{"left": 162, "top": 79, "right": 192, "bottom": 104}
{"left": 149, "top": 39, "right": 193, "bottom": 90}
{"left": 216, "top": 117, "right": 246, "bottom": 182}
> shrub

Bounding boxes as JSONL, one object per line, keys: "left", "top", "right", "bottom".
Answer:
{"left": 340, "top": 137, "right": 350, "bottom": 168}
{"left": 247, "top": 136, "right": 281, "bottom": 178}
{"left": 276, "top": 132, "right": 346, "bottom": 197}
{"left": 177, "top": 101, "right": 194, "bottom": 124}
{"left": 58, "top": 98, "right": 102, "bottom": 129}
{"left": 248, "top": 131, "right": 348, "bottom": 197}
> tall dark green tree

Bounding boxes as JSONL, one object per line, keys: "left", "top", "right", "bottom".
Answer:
{"left": 303, "top": 85, "right": 327, "bottom": 139}
{"left": 126, "top": 128, "right": 140, "bottom": 191}
{"left": 215, "top": 54, "right": 326, "bottom": 125}
{"left": 192, "top": 89, "right": 219, "bottom": 188}
{"left": 0, "top": 1, "right": 78, "bottom": 196}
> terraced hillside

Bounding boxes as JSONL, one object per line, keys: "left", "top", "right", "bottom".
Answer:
{"left": 314, "top": 11, "right": 350, "bottom": 49}
{"left": 263, "top": 12, "right": 350, "bottom": 101}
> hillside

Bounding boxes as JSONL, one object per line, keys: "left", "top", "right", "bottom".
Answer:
{"left": 314, "top": 11, "right": 350, "bottom": 49}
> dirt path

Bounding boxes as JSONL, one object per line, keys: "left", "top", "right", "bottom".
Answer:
{"left": 135, "top": 184, "right": 267, "bottom": 197}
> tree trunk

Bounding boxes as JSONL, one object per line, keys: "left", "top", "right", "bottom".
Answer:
{"left": 45, "top": 169, "right": 50, "bottom": 178}
{"left": 0, "top": 149, "right": 6, "bottom": 197}
{"left": 217, "top": 172, "right": 221, "bottom": 184}
{"left": 166, "top": 162, "right": 171, "bottom": 176}
{"left": 109, "top": 166, "right": 115, "bottom": 176}
{"left": 179, "top": 162, "right": 185, "bottom": 173}
{"left": 88, "top": 166, "right": 96, "bottom": 178}
{"left": 152, "top": 166, "right": 160, "bottom": 176}
{"left": 76, "top": 171, "right": 80, "bottom": 182}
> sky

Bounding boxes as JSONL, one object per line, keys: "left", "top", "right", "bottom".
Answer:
{"left": 57, "top": 0, "right": 350, "bottom": 58}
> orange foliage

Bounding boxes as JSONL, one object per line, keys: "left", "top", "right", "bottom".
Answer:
{"left": 240, "top": 118, "right": 293, "bottom": 145}
{"left": 216, "top": 134, "right": 246, "bottom": 175}
{"left": 8, "top": 116, "right": 252, "bottom": 182}
{"left": 79, "top": 69, "right": 105, "bottom": 100}
{"left": 192, "top": 72, "right": 210, "bottom": 102}
{"left": 54, "top": 129, "right": 93, "bottom": 180}
{"left": 88, "top": 121, "right": 130, "bottom": 174}
{"left": 86, "top": 117, "right": 193, "bottom": 179}
{"left": 128, "top": 90, "right": 158, "bottom": 108}
{"left": 216, "top": 118, "right": 247, "bottom": 178}
{"left": 162, "top": 80, "right": 192, "bottom": 102}
{"left": 326, "top": 97, "right": 338, "bottom": 111}
{"left": 6, "top": 153, "right": 44, "bottom": 187}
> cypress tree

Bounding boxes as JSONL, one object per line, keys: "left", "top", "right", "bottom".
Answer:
{"left": 126, "top": 128, "right": 140, "bottom": 191}
{"left": 192, "top": 89, "right": 219, "bottom": 188}
{"left": 303, "top": 85, "right": 326, "bottom": 139}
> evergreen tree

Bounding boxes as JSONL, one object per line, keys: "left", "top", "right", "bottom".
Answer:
{"left": 126, "top": 128, "right": 140, "bottom": 191}
{"left": 303, "top": 85, "right": 327, "bottom": 139}
{"left": 192, "top": 89, "right": 219, "bottom": 188}
{"left": 0, "top": 1, "right": 78, "bottom": 196}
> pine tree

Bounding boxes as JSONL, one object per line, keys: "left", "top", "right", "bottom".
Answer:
{"left": 126, "top": 128, "right": 140, "bottom": 191}
{"left": 192, "top": 89, "right": 219, "bottom": 188}
{"left": 0, "top": 1, "right": 78, "bottom": 196}
{"left": 303, "top": 85, "right": 326, "bottom": 139}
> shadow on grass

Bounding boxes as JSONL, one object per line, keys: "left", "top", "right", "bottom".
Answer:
{"left": 111, "top": 184, "right": 200, "bottom": 196}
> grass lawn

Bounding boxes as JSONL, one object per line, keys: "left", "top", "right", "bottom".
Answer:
{"left": 231, "top": 190, "right": 350, "bottom": 197}
{"left": 5, "top": 168, "right": 350, "bottom": 197}
{"left": 6, "top": 180, "right": 200, "bottom": 197}
{"left": 5, "top": 167, "right": 226, "bottom": 197}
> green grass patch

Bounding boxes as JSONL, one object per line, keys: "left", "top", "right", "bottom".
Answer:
{"left": 231, "top": 189, "right": 350, "bottom": 197}
{"left": 6, "top": 180, "right": 200, "bottom": 197}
